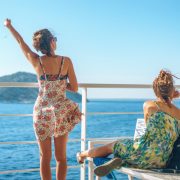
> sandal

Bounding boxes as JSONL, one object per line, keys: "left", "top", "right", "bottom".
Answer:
{"left": 94, "top": 157, "right": 122, "bottom": 177}
{"left": 76, "top": 152, "right": 84, "bottom": 164}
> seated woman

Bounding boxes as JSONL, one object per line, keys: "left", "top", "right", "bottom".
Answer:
{"left": 77, "top": 70, "right": 180, "bottom": 177}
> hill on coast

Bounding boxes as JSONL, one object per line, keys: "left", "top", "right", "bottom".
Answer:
{"left": 0, "top": 72, "right": 82, "bottom": 103}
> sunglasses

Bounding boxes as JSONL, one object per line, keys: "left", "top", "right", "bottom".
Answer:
{"left": 52, "top": 37, "right": 57, "bottom": 42}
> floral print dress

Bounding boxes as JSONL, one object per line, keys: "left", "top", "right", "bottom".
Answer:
{"left": 33, "top": 57, "right": 82, "bottom": 141}
{"left": 113, "top": 105, "right": 180, "bottom": 169}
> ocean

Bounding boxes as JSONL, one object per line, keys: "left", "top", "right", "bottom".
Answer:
{"left": 0, "top": 100, "right": 179, "bottom": 180}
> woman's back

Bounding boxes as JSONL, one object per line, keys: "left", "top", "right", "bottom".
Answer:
{"left": 34, "top": 55, "right": 67, "bottom": 80}
{"left": 138, "top": 111, "right": 179, "bottom": 167}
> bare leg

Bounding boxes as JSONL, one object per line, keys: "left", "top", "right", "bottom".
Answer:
{"left": 78, "top": 141, "right": 117, "bottom": 162}
{"left": 54, "top": 133, "right": 68, "bottom": 180}
{"left": 38, "top": 137, "right": 52, "bottom": 180}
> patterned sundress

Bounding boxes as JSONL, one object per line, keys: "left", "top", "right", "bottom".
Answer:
{"left": 113, "top": 102, "right": 180, "bottom": 169}
{"left": 33, "top": 57, "right": 82, "bottom": 141}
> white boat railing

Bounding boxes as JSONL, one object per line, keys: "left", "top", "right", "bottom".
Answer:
{"left": 1, "top": 82, "right": 180, "bottom": 179}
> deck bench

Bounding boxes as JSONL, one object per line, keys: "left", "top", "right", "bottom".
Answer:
{"left": 87, "top": 119, "right": 180, "bottom": 180}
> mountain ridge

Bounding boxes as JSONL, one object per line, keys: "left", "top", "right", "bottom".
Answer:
{"left": 0, "top": 72, "right": 82, "bottom": 103}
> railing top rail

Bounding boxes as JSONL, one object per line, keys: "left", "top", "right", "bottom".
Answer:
{"left": 0, "top": 82, "right": 39, "bottom": 88}
{"left": 79, "top": 83, "right": 153, "bottom": 88}
{"left": 1, "top": 82, "right": 180, "bottom": 89}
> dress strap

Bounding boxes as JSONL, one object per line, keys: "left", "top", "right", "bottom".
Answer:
{"left": 154, "top": 101, "right": 161, "bottom": 111}
{"left": 39, "top": 57, "right": 47, "bottom": 80}
{"left": 58, "top": 56, "right": 64, "bottom": 77}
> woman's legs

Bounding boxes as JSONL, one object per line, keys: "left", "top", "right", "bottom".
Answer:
{"left": 78, "top": 141, "right": 117, "bottom": 162}
{"left": 54, "top": 133, "right": 68, "bottom": 180}
{"left": 38, "top": 137, "right": 52, "bottom": 180}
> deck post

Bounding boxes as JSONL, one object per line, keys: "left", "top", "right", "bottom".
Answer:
{"left": 128, "top": 175, "right": 134, "bottom": 180}
{"left": 88, "top": 141, "right": 94, "bottom": 180}
{"left": 81, "top": 87, "right": 87, "bottom": 180}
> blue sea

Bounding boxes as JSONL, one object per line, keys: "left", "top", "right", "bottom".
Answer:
{"left": 0, "top": 100, "right": 180, "bottom": 180}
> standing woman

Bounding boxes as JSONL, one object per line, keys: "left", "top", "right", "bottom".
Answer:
{"left": 4, "top": 19, "right": 82, "bottom": 180}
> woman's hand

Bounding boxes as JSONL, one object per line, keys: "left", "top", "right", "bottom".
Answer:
{"left": 4, "top": 19, "right": 11, "bottom": 28}
{"left": 173, "top": 90, "right": 180, "bottom": 99}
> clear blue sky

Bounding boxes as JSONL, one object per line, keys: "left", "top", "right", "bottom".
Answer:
{"left": 1, "top": 0, "right": 180, "bottom": 98}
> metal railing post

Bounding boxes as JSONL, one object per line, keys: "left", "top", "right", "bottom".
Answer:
{"left": 81, "top": 87, "right": 87, "bottom": 180}
{"left": 88, "top": 141, "right": 95, "bottom": 180}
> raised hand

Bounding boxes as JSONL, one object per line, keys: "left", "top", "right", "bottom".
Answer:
{"left": 4, "top": 19, "right": 11, "bottom": 28}
{"left": 173, "top": 90, "right": 180, "bottom": 99}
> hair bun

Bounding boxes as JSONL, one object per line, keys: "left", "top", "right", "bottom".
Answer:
{"left": 32, "top": 29, "right": 54, "bottom": 56}
{"left": 159, "top": 70, "right": 166, "bottom": 78}
{"left": 157, "top": 70, "right": 173, "bottom": 86}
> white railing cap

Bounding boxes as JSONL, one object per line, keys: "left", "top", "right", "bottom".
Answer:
{"left": 0, "top": 82, "right": 180, "bottom": 89}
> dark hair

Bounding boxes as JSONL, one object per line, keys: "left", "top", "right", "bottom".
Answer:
{"left": 153, "top": 70, "right": 174, "bottom": 107}
{"left": 33, "top": 29, "right": 54, "bottom": 56}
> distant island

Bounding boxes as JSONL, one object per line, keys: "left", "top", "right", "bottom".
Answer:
{"left": 0, "top": 72, "right": 82, "bottom": 103}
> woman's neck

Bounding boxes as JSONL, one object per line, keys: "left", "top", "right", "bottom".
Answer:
{"left": 156, "top": 98, "right": 173, "bottom": 107}
{"left": 47, "top": 51, "right": 58, "bottom": 58}
{"left": 156, "top": 98, "right": 165, "bottom": 103}
{"left": 50, "top": 50, "right": 56, "bottom": 56}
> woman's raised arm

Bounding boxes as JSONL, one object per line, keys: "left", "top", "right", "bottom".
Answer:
{"left": 4, "top": 19, "right": 39, "bottom": 66}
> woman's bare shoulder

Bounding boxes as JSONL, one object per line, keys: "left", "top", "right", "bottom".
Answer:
{"left": 62, "top": 56, "right": 72, "bottom": 63}
{"left": 57, "top": 56, "right": 71, "bottom": 64}
{"left": 143, "top": 100, "right": 156, "bottom": 109}
{"left": 143, "top": 100, "right": 158, "bottom": 113}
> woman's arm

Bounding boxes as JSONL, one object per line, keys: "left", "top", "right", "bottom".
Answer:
{"left": 4, "top": 19, "right": 39, "bottom": 66}
{"left": 66, "top": 58, "right": 78, "bottom": 92}
{"left": 172, "top": 90, "right": 180, "bottom": 99}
